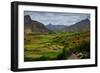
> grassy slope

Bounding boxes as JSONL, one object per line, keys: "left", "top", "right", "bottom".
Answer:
{"left": 24, "top": 31, "right": 90, "bottom": 61}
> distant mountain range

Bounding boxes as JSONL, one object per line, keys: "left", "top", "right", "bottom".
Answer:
{"left": 46, "top": 24, "right": 66, "bottom": 31}
{"left": 46, "top": 19, "right": 90, "bottom": 32}
{"left": 24, "top": 15, "right": 90, "bottom": 33}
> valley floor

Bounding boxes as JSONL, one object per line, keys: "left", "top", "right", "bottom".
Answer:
{"left": 24, "top": 31, "right": 90, "bottom": 61}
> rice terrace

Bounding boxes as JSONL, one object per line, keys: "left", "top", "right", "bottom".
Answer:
{"left": 24, "top": 11, "right": 90, "bottom": 61}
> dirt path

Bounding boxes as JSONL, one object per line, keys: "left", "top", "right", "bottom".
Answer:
{"left": 67, "top": 53, "right": 78, "bottom": 59}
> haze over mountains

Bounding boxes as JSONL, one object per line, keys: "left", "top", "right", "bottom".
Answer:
{"left": 24, "top": 15, "right": 90, "bottom": 33}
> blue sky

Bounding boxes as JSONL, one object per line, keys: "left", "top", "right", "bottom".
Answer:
{"left": 24, "top": 11, "right": 90, "bottom": 26}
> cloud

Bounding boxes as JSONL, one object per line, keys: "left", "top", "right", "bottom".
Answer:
{"left": 24, "top": 11, "right": 90, "bottom": 26}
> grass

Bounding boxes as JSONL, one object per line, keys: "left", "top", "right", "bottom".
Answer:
{"left": 24, "top": 31, "right": 90, "bottom": 61}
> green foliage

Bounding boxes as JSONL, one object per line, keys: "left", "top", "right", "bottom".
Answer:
{"left": 24, "top": 31, "right": 90, "bottom": 61}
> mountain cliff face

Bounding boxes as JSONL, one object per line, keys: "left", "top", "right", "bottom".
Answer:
{"left": 24, "top": 15, "right": 49, "bottom": 33}
{"left": 24, "top": 15, "right": 33, "bottom": 33}
{"left": 64, "top": 19, "right": 90, "bottom": 32}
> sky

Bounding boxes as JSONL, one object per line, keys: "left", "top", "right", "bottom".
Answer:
{"left": 24, "top": 11, "right": 90, "bottom": 26}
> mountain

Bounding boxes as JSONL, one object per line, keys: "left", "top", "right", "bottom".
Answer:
{"left": 46, "top": 23, "right": 66, "bottom": 31}
{"left": 24, "top": 15, "right": 49, "bottom": 33}
{"left": 64, "top": 19, "right": 90, "bottom": 32}
{"left": 24, "top": 15, "right": 90, "bottom": 33}
{"left": 24, "top": 15, "right": 32, "bottom": 25}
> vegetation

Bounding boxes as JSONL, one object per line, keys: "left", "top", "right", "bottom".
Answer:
{"left": 24, "top": 31, "right": 90, "bottom": 61}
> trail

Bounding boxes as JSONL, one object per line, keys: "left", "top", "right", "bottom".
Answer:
{"left": 67, "top": 53, "right": 78, "bottom": 59}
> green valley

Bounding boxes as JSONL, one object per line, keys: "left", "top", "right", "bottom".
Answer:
{"left": 24, "top": 31, "right": 90, "bottom": 61}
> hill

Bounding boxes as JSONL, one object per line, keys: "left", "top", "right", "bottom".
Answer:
{"left": 65, "top": 19, "right": 90, "bottom": 32}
